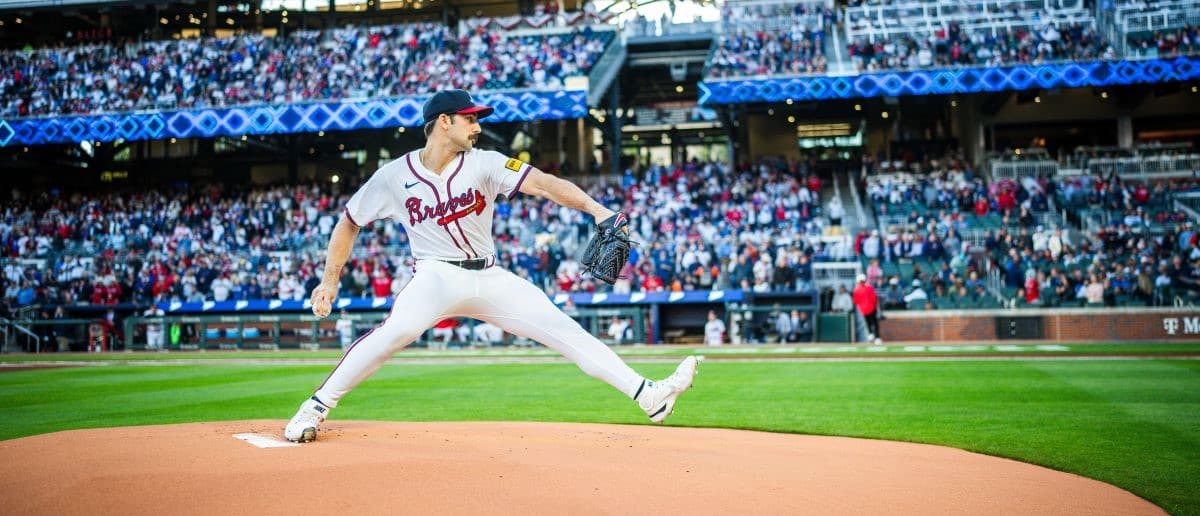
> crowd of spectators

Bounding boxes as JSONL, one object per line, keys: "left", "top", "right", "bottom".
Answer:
{"left": 707, "top": 2, "right": 831, "bottom": 78}
{"left": 0, "top": 21, "right": 612, "bottom": 117}
{"left": 857, "top": 154, "right": 1200, "bottom": 310}
{"left": 0, "top": 154, "right": 838, "bottom": 310}
{"left": 848, "top": 21, "right": 1114, "bottom": 71}
{"left": 1, "top": 150, "right": 1197, "bottom": 313}
{"left": 1127, "top": 25, "right": 1200, "bottom": 58}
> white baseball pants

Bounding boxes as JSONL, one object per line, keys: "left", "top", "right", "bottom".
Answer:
{"left": 313, "top": 259, "right": 645, "bottom": 407}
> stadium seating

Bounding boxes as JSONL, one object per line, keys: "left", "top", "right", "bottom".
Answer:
{"left": 845, "top": 0, "right": 1112, "bottom": 71}
{"left": 706, "top": 0, "right": 832, "bottom": 78}
{"left": 0, "top": 21, "right": 614, "bottom": 117}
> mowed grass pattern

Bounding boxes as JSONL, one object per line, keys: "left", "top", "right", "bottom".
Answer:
{"left": 0, "top": 359, "right": 1197, "bottom": 515}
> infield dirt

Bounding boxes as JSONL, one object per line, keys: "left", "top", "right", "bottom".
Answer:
{"left": 0, "top": 421, "right": 1164, "bottom": 515}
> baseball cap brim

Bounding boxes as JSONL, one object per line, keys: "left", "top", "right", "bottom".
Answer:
{"left": 456, "top": 105, "right": 494, "bottom": 119}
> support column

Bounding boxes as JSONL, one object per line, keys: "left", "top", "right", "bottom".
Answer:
{"left": 577, "top": 118, "right": 587, "bottom": 176}
{"left": 1117, "top": 114, "right": 1133, "bottom": 149}
{"left": 609, "top": 81, "right": 622, "bottom": 177}
{"left": 207, "top": 0, "right": 217, "bottom": 35}
{"left": 366, "top": 137, "right": 381, "bottom": 174}
{"left": 954, "top": 96, "right": 987, "bottom": 171}
{"left": 723, "top": 105, "right": 737, "bottom": 167}
{"left": 557, "top": 119, "right": 567, "bottom": 169}
{"left": 287, "top": 135, "right": 299, "bottom": 184}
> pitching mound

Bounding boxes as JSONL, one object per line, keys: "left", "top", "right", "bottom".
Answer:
{"left": 0, "top": 421, "right": 1161, "bottom": 515}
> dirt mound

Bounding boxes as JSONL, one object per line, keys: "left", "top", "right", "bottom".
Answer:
{"left": 0, "top": 421, "right": 1163, "bottom": 515}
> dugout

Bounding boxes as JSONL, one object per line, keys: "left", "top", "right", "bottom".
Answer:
{"left": 656, "top": 290, "right": 818, "bottom": 344}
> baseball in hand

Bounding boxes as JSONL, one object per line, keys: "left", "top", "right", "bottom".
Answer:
{"left": 310, "top": 284, "right": 336, "bottom": 318}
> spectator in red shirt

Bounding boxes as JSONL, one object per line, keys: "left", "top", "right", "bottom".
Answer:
{"left": 852, "top": 274, "right": 881, "bottom": 343}
{"left": 997, "top": 188, "right": 1016, "bottom": 213}
{"left": 1024, "top": 270, "right": 1040, "bottom": 305}
{"left": 1133, "top": 183, "right": 1150, "bottom": 205}
{"left": 642, "top": 273, "right": 664, "bottom": 292}
{"left": 370, "top": 268, "right": 391, "bottom": 297}
{"left": 974, "top": 196, "right": 990, "bottom": 216}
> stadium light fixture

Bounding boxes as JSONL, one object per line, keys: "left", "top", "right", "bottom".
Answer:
{"left": 767, "top": 108, "right": 774, "bottom": 115}
{"left": 787, "top": 116, "right": 795, "bottom": 123}
{"left": 398, "top": 127, "right": 406, "bottom": 133}
{"left": 331, "top": 175, "right": 340, "bottom": 184}
{"left": 631, "top": 134, "right": 640, "bottom": 141}
{"left": 881, "top": 111, "right": 889, "bottom": 119}
{"left": 786, "top": 99, "right": 793, "bottom": 105}
{"left": 15, "top": 17, "right": 21, "bottom": 24}
{"left": 160, "top": 17, "right": 168, "bottom": 24}
{"left": 675, "top": 85, "right": 683, "bottom": 93}
{"left": 1192, "top": 86, "right": 1197, "bottom": 93}
{"left": 853, "top": 104, "right": 861, "bottom": 111}
{"left": 1034, "top": 96, "right": 1041, "bottom": 103}
{"left": 338, "top": 144, "right": 345, "bottom": 150}
{"left": 1100, "top": 91, "right": 1109, "bottom": 99}
{"left": 170, "top": 138, "right": 177, "bottom": 144}
{"left": 318, "top": 131, "right": 325, "bottom": 137}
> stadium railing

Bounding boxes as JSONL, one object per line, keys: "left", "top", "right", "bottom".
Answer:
{"left": 116, "top": 307, "right": 646, "bottom": 351}
{"left": 1099, "top": 0, "right": 1200, "bottom": 56}
{"left": 1174, "top": 191, "right": 1200, "bottom": 219}
{"left": 1080, "top": 154, "right": 1200, "bottom": 179}
{"left": 846, "top": 0, "right": 1094, "bottom": 44}
{"left": 991, "top": 159, "right": 1060, "bottom": 181}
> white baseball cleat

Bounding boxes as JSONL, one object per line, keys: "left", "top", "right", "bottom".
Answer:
{"left": 284, "top": 396, "right": 331, "bottom": 443}
{"left": 636, "top": 356, "right": 700, "bottom": 424}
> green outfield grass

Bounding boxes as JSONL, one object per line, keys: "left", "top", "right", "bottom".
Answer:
{"left": 1, "top": 359, "right": 1197, "bottom": 514}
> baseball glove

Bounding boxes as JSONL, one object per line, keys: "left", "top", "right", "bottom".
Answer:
{"left": 581, "top": 213, "right": 633, "bottom": 285}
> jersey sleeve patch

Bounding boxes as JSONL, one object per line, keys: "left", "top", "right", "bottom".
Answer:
{"left": 504, "top": 158, "right": 525, "bottom": 172}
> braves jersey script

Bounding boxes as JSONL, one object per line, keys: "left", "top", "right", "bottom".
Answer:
{"left": 344, "top": 149, "right": 531, "bottom": 260}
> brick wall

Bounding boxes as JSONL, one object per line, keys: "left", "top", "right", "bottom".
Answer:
{"left": 878, "top": 308, "right": 1200, "bottom": 342}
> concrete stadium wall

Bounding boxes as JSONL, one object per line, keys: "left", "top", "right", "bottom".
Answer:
{"left": 878, "top": 307, "right": 1200, "bottom": 342}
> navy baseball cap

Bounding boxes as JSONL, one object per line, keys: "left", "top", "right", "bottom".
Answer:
{"left": 422, "top": 90, "right": 494, "bottom": 125}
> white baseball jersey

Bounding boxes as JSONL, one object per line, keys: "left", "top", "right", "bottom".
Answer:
{"left": 344, "top": 149, "right": 532, "bottom": 260}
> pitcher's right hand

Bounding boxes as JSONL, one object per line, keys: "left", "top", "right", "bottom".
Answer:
{"left": 310, "top": 283, "right": 337, "bottom": 318}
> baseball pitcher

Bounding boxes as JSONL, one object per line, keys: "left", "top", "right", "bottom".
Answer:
{"left": 285, "top": 90, "right": 699, "bottom": 442}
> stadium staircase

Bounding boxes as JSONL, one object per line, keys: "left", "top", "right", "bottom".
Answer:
{"left": 587, "top": 32, "right": 628, "bottom": 106}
